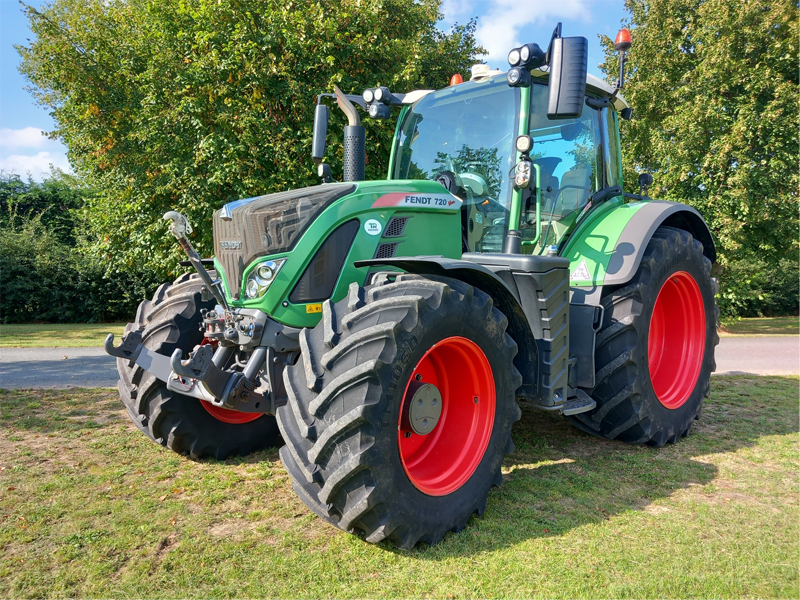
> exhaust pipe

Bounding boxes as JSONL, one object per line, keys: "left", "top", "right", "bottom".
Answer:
{"left": 334, "top": 85, "right": 365, "bottom": 182}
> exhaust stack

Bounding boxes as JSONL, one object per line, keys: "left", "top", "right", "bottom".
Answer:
{"left": 334, "top": 85, "right": 366, "bottom": 182}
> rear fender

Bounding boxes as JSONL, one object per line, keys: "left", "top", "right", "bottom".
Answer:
{"left": 355, "top": 256, "right": 539, "bottom": 399}
{"left": 565, "top": 200, "right": 715, "bottom": 390}
{"left": 564, "top": 200, "right": 715, "bottom": 286}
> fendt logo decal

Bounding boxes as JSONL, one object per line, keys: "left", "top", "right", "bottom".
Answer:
{"left": 372, "top": 192, "right": 462, "bottom": 210}
{"left": 219, "top": 240, "right": 242, "bottom": 250}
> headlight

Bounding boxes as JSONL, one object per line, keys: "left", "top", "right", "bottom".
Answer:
{"left": 514, "top": 160, "right": 532, "bottom": 189}
{"left": 520, "top": 45, "right": 530, "bottom": 63}
{"left": 508, "top": 48, "right": 521, "bottom": 66}
{"left": 515, "top": 134, "right": 533, "bottom": 153}
{"left": 362, "top": 89, "right": 374, "bottom": 103}
{"left": 506, "top": 66, "right": 531, "bottom": 88}
{"left": 245, "top": 259, "right": 285, "bottom": 299}
{"left": 374, "top": 87, "right": 385, "bottom": 102}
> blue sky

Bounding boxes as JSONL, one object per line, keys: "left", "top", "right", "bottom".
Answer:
{"left": 0, "top": 0, "right": 628, "bottom": 180}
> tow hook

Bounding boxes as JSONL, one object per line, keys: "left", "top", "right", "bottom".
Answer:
{"left": 170, "top": 345, "right": 275, "bottom": 414}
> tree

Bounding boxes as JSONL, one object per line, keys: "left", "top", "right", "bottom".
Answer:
{"left": 18, "top": 0, "right": 484, "bottom": 279}
{"left": 599, "top": 0, "right": 799, "bottom": 315}
{"left": 0, "top": 170, "right": 87, "bottom": 245}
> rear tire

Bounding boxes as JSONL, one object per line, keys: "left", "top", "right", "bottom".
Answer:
{"left": 568, "top": 227, "right": 719, "bottom": 446}
{"left": 276, "top": 274, "right": 522, "bottom": 548}
{"left": 117, "top": 272, "right": 281, "bottom": 459}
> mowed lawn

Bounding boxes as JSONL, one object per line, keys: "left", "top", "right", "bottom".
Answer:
{"left": 720, "top": 316, "right": 799, "bottom": 336}
{"left": 0, "top": 376, "right": 797, "bottom": 599}
{"left": 0, "top": 323, "right": 126, "bottom": 348}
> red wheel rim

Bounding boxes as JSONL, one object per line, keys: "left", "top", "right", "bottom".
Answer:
{"left": 647, "top": 271, "right": 706, "bottom": 409}
{"left": 200, "top": 400, "right": 263, "bottom": 425}
{"left": 198, "top": 339, "right": 262, "bottom": 425}
{"left": 397, "top": 336, "right": 495, "bottom": 496}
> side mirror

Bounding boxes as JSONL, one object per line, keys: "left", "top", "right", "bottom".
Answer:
{"left": 311, "top": 103, "right": 329, "bottom": 164}
{"left": 547, "top": 36, "right": 588, "bottom": 120}
{"left": 638, "top": 172, "right": 653, "bottom": 195}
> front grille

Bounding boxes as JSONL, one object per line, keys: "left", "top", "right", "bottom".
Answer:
{"left": 383, "top": 217, "right": 409, "bottom": 237}
{"left": 213, "top": 183, "right": 354, "bottom": 298}
{"left": 289, "top": 220, "right": 360, "bottom": 303}
{"left": 374, "top": 243, "right": 398, "bottom": 259}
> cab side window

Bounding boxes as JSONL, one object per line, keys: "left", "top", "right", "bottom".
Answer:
{"left": 526, "top": 83, "right": 602, "bottom": 222}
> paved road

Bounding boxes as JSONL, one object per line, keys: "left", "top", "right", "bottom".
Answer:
{"left": 713, "top": 336, "right": 798, "bottom": 376}
{"left": 0, "top": 337, "right": 797, "bottom": 389}
{"left": 0, "top": 347, "right": 118, "bottom": 389}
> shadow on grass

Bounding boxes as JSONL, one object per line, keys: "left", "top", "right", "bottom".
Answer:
{"left": 2, "top": 376, "right": 797, "bottom": 559}
{"left": 389, "top": 375, "right": 799, "bottom": 557}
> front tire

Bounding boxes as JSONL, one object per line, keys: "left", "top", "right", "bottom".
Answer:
{"left": 277, "top": 274, "right": 522, "bottom": 548}
{"left": 117, "top": 272, "right": 281, "bottom": 459}
{"left": 569, "top": 227, "right": 719, "bottom": 446}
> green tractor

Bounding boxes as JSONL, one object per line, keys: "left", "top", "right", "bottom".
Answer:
{"left": 106, "top": 25, "right": 718, "bottom": 548}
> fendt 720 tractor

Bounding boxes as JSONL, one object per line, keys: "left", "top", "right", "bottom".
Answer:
{"left": 106, "top": 25, "right": 718, "bottom": 548}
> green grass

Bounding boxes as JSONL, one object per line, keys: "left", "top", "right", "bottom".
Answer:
{"left": 1, "top": 376, "right": 797, "bottom": 598}
{"left": 0, "top": 323, "right": 126, "bottom": 348}
{"left": 720, "top": 316, "right": 799, "bottom": 336}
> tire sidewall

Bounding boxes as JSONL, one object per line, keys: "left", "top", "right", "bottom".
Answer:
{"left": 638, "top": 235, "right": 716, "bottom": 427}
{"left": 121, "top": 277, "right": 280, "bottom": 457}
{"left": 369, "top": 297, "right": 517, "bottom": 530}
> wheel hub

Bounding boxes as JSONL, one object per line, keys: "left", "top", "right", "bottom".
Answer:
{"left": 402, "top": 381, "right": 443, "bottom": 435}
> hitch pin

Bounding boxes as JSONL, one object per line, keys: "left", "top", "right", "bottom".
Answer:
{"left": 163, "top": 211, "right": 229, "bottom": 311}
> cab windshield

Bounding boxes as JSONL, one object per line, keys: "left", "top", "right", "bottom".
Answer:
{"left": 391, "top": 77, "right": 520, "bottom": 252}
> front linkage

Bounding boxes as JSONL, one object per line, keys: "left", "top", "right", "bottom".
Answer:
{"left": 105, "top": 211, "right": 300, "bottom": 418}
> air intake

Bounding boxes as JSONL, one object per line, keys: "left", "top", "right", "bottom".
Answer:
{"left": 374, "top": 243, "right": 398, "bottom": 259}
{"left": 383, "top": 217, "right": 409, "bottom": 238}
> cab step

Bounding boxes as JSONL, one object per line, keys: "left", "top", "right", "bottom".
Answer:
{"left": 561, "top": 389, "right": 597, "bottom": 416}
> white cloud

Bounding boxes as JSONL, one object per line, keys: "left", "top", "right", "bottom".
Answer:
{"left": 0, "top": 151, "right": 71, "bottom": 180}
{"left": 0, "top": 128, "right": 71, "bottom": 180}
{"left": 441, "top": 0, "right": 475, "bottom": 22}
{"left": 0, "top": 127, "right": 55, "bottom": 150}
{"left": 442, "top": 0, "right": 593, "bottom": 68}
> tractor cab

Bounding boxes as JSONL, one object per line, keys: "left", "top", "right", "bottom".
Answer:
{"left": 389, "top": 70, "right": 628, "bottom": 256}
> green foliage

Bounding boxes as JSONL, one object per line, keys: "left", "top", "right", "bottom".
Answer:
{"left": 0, "top": 171, "right": 87, "bottom": 245}
{"left": 0, "top": 174, "right": 161, "bottom": 323}
{"left": 717, "top": 257, "right": 799, "bottom": 318}
{"left": 0, "top": 214, "right": 160, "bottom": 323}
{"left": 18, "top": 0, "right": 484, "bottom": 281}
{"left": 599, "top": 0, "right": 799, "bottom": 316}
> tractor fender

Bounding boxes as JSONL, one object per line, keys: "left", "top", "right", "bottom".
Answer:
{"left": 354, "top": 256, "right": 539, "bottom": 398}
{"left": 565, "top": 200, "right": 716, "bottom": 287}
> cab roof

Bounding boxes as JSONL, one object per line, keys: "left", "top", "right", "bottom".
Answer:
{"left": 402, "top": 70, "right": 629, "bottom": 112}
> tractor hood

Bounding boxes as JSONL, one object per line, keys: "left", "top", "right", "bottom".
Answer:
{"left": 213, "top": 183, "right": 355, "bottom": 298}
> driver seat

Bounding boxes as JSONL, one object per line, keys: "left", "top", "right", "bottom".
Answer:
{"left": 559, "top": 169, "right": 592, "bottom": 213}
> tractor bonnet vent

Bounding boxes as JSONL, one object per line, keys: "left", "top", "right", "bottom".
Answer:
{"left": 383, "top": 217, "right": 409, "bottom": 237}
{"left": 213, "top": 183, "right": 354, "bottom": 298}
{"left": 289, "top": 220, "right": 360, "bottom": 303}
{"left": 374, "top": 243, "right": 398, "bottom": 259}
